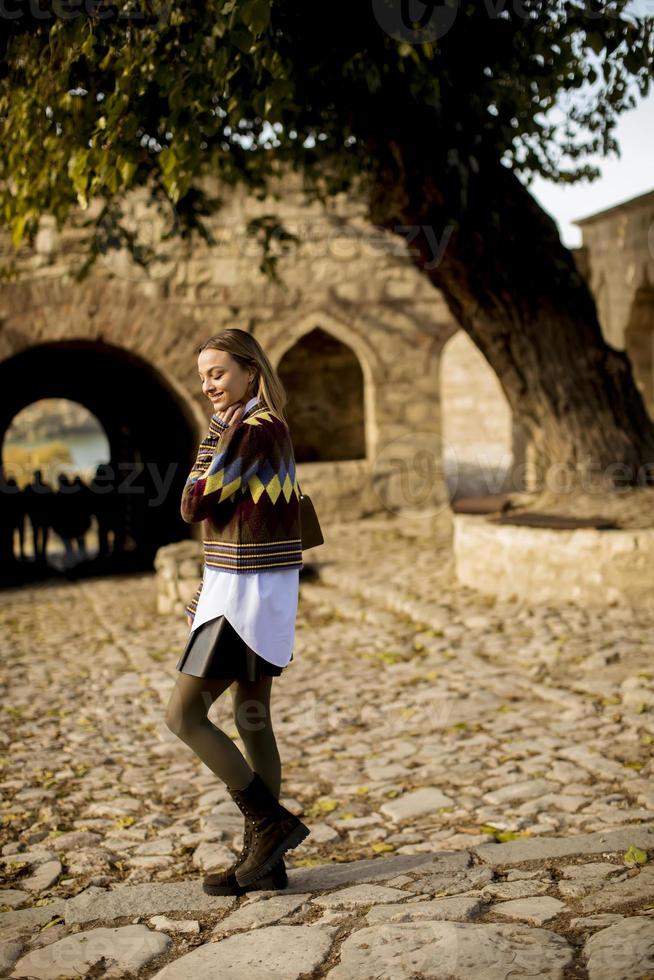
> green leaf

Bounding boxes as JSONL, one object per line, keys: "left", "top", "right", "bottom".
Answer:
{"left": 253, "top": 90, "right": 270, "bottom": 116}
{"left": 40, "top": 915, "right": 65, "bottom": 931}
{"left": 158, "top": 147, "right": 177, "bottom": 176}
{"left": 80, "top": 33, "right": 95, "bottom": 59}
{"left": 117, "top": 157, "right": 137, "bottom": 186}
{"left": 10, "top": 214, "right": 27, "bottom": 249}
{"left": 623, "top": 846, "right": 648, "bottom": 865}
{"left": 495, "top": 830, "right": 530, "bottom": 842}
{"left": 163, "top": 176, "right": 180, "bottom": 203}
{"left": 99, "top": 46, "right": 116, "bottom": 71}
{"left": 105, "top": 167, "right": 119, "bottom": 194}
{"left": 231, "top": 27, "right": 256, "bottom": 54}
{"left": 68, "top": 149, "right": 90, "bottom": 206}
{"left": 240, "top": 0, "right": 270, "bottom": 34}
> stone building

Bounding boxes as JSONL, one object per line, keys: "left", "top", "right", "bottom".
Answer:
{"left": 0, "top": 175, "right": 652, "bottom": 565}
{"left": 572, "top": 188, "right": 654, "bottom": 420}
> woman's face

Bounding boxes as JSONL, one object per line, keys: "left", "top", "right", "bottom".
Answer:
{"left": 198, "top": 349, "right": 253, "bottom": 411}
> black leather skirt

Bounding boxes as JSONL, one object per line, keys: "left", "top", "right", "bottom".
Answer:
{"left": 176, "top": 614, "right": 292, "bottom": 682}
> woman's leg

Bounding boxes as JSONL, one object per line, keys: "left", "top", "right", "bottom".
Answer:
{"left": 232, "top": 675, "right": 281, "bottom": 798}
{"left": 165, "top": 672, "right": 254, "bottom": 790}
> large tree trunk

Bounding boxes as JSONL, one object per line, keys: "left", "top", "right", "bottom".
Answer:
{"left": 364, "top": 134, "right": 654, "bottom": 511}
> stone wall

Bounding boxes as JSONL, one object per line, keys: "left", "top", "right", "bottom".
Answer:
{"left": 573, "top": 189, "right": 654, "bottom": 348}
{"left": 0, "top": 170, "right": 462, "bottom": 534}
{"left": 440, "top": 331, "right": 515, "bottom": 500}
{"left": 573, "top": 190, "right": 654, "bottom": 421}
{"left": 2, "top": 173, "right": 651, "bottom": 544}
{"left": 454, "top": 513, "right": 654, "bottom": 607}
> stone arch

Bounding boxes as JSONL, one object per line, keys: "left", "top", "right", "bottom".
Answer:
{"left": 0, "top": 276, "right": 209, "bottom": 433}
{"left": 267, "top": 310, "right": 381, "bottom": 462}
{"left": 276, "top": 327, "right": 365, "bottom": 462}
{"left": 439, "top": 329, "right": 515, "bottom": 501}
{"left": 624, "top": 276, "right": 654, "bottom": 421}
{"left": 0, "top": 338, "right": 198, "bottom": 567}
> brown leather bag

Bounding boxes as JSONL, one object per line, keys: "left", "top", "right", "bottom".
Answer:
{"left": 298, "top": 480, "right": 324, "bottom": 550}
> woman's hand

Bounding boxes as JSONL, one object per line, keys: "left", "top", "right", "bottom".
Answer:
{"left": 215, "top": 401, "right": 246, "bottom": 428}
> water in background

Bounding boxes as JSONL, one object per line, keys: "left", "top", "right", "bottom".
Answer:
{"left": 5, "top": 431, "right": 110, "bottom": 483}
{"left": 54, "top": 431, "right": 110, "bottom": 475}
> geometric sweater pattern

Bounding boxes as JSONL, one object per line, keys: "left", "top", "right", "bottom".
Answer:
{"left": 180, "top": 398, "right": 303, "bottom": 609}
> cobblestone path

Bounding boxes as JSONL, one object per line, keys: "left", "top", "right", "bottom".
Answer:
{"left": 1, "top": 513, "right": 653, "bottom": 977}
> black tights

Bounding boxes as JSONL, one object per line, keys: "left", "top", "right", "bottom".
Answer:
{"left": 165, "top": 672, "right": 281, "bottom": 796}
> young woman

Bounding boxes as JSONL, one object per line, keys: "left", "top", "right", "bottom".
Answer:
{"left": 165, "top": 328, "right": 310, "bottom": 896}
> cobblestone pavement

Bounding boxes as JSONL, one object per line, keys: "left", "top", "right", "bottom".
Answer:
{"left": 1, "top": 511, "right": 653, "bottom": 977}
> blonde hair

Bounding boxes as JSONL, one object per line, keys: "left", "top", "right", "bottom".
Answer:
{"left": 196, "top": 329, "right": 289, "bottom": 425}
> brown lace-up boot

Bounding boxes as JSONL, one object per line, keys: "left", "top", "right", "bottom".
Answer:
{"left": 202, "top": 816, "right": 288, "bottom": 895}
{"left": 227, "top": 772, "right": 310, "bottom": 887}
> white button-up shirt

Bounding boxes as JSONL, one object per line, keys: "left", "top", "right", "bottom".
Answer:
{"left": 188, "top": 395, "right": 299, "bottom": 668}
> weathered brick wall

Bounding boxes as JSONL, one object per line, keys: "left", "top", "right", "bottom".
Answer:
{"left": 5, "top": 174, "right": 648, "bottom": 526}
{"left": 0, "top": 171, "right": 457, "bottom": 523}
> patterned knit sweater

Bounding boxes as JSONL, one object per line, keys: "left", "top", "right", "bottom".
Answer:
{"left": 181, "top": 399, "right": 303, "bottom": 593}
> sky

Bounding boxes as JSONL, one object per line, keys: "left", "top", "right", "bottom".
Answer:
{"left": 526, "top": 88, "right": 654, "bottom": 248}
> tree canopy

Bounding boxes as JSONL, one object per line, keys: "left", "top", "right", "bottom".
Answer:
{"left": 1, "top": 0, "right": 652, "bottom": 277}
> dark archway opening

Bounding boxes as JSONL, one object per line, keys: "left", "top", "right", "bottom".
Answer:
{"left": 0, "top": 339, "right": 197, "bottom": 585}
{"left": 278, "top": 328, "right": 365, "bottom": 462}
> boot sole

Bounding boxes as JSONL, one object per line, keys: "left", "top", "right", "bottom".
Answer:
{"left": 202, "top": 879, "right": 246, "bottom": 896}
{"left": 202, "top": 871, "right": 289, "bottom": 896}
{"left": 235, "top": 822, "right": 310, "bottom": 886}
